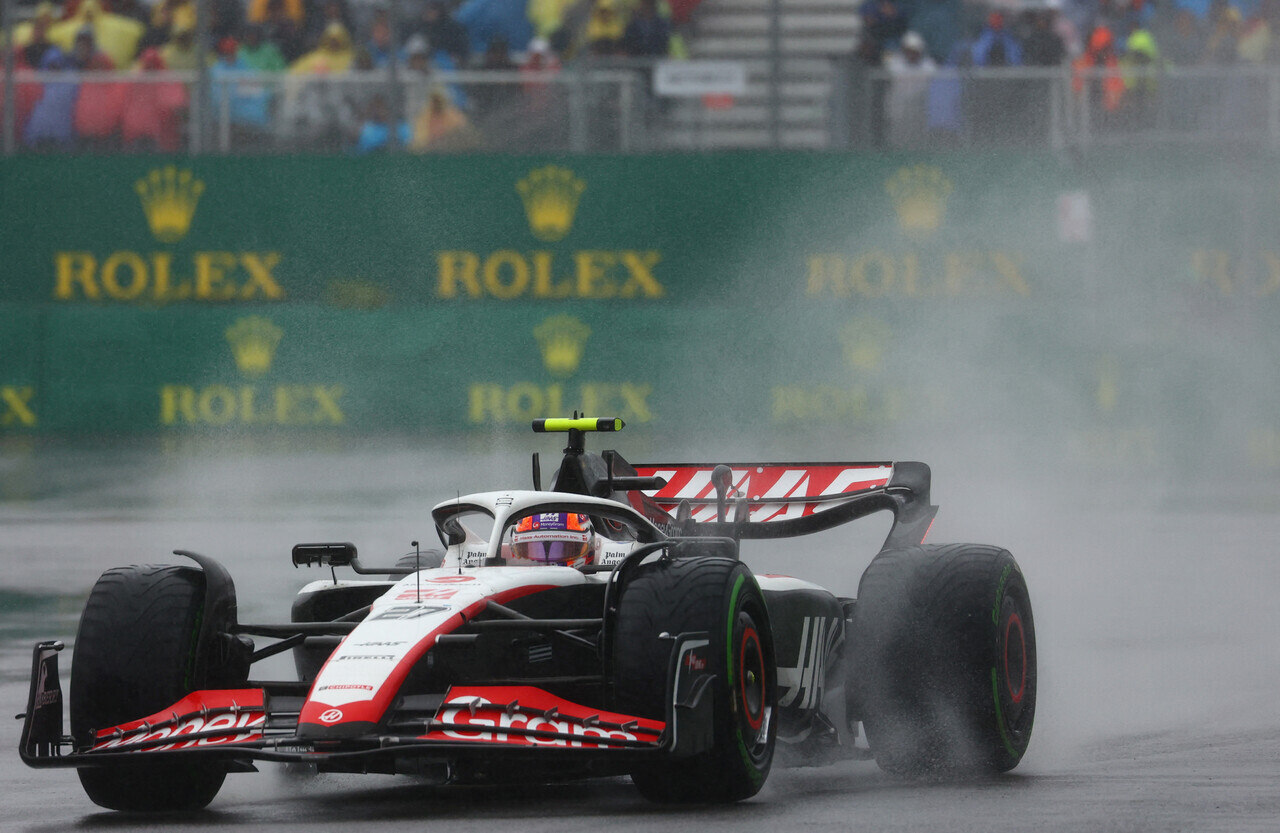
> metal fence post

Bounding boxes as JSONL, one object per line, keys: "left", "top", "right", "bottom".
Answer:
{"left": 2, "top": 0, "right": 15, "bottom": 155}
{"left": 619, "top": 71, "right": 635, "bottom": 152}
{"left": 569, "top": 69, "right": 587, "bottom": 152}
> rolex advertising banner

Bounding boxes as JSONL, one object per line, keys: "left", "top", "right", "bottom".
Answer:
{"left": 2, "top": 151, "right": 1279, "bottom": 475}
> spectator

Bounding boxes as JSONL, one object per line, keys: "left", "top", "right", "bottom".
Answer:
{"left": 584, "top": 0, "right": 626, "bottom": 55}
{"left": 121, "top": 47, "right": 188, "bottom": 152}
{"left": 860, "top": 0, "right": 909, "bottom": 56}
{"left": 623, "top": 0, "right": 670, "bottom": 56}
{"left": 240, "top": 24, "right": 289, "bottom": 71}
{"left": 403, "top": 34, "right": 431, "bottom": 73}
{"left": 456, "top": 0, "right": 532, "bottom": 60}
{"left": 305, "top": 0, "right": 356, "bottom": 52}
{"left": 211, "top": 36, "right": 274, "bottom": 135}
{"left": 363, "top": 9, "right": 396, "bottom": 68}
{"left": 13, "top": 2, "right": 59, "bottom": 69}
{"left": 521, "top": 35, "right": 563, "bottom": 113}
{"left": 24, "top": 49, "right": 78, "bottom": 151}
{"left": 1024, "top": 9, "right": 1067, "bottom": 66}
{"left": 410, "top": 84, "right": 480, "bottom": 150}
{"left": 253, "top": 0, "right": 307, "bottom": 61}
{"left": 161, "top": 20, "right": 200, "bottom": 70}
{"left": 71, "top": 27, "right": 126, "bottom": 150}
{"left": 1236, "top": 0, "right": 1277, "bottom": 63}
{"left": 1202, "top": 1, "right": 1241, "bottom": 65}
{"left": 885, "top": 30, "right": 937, "bottom": 147}
{"left": 49, "top": 0, "right": 145, "bottom": 69}
{"left": 284, "top": 22, "right": 355, "bottom": 149}
{"left": 971, "top": 11, "right": 1022, "bottom": 67}
{"left": 529, "top": 0, "right": 575, "bottom": 40}
{"left": 9, "top": 45, "right": 46, "bottom": 142}
{"left": 139, "top": 0, "right": 196, "bottom": 55}
{"left": 351, "top": 93, "right": 409, "bottom": 153}
{"left": 414, "top": 0, "right": 471, "bottom": 66}
{"left": 291, "top": 21, "right": 355, "bottom": 73}
{"left": 1074, "top": 25, "right": 1124, "bottom": 116}
{"left": 1123, "top": 26, "right": 1161, "bottom": 127}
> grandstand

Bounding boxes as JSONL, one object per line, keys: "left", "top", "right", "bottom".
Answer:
{"left": 6, "top": 0, "right": 1280, "bottom": 152}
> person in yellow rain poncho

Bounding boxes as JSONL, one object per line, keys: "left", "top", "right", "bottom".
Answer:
{"left": 11, "top": 2, "right": 57, "bottom": 54}
{"left": 48, "top": 0, "right": 144, "bottom": 69}
{"left": 584, "top": 0, "right": 626, "bottom": 54}
{"left": 289, "top": 22, "right": 354, "bottom": 74}
{"left": 160, "top": 19, "right": 200, "bottom": 70}
{"left": 528, "top": 0, "right": 576, "bottom": 40}
{"left": 411, "top": 85, "right": 481, "bottom": 151}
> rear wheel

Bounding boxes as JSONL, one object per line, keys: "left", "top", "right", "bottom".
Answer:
{"left": 71, "top": 564, "right": 240, "bottom": 811}
{"left": 612, "top": 556, "right": 776, "bottom": 802}
{"left": 852, "top": 544, "right": 1036, "bottom": 777}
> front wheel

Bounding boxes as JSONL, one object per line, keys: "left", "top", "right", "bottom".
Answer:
{"left": 612, "top": 556, "right": 776, "bottom": 802}
{"left": 71, "top": 564, "right": 239, "bottom": 811}
{"left": 852, "top": 544, "right": 1036, "bottom": 777}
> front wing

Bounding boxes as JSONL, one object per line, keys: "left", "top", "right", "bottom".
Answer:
{"left": 18, "top": 635, "right": 715, "bottom": 770}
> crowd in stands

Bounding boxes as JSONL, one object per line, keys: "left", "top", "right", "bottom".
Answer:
{"left": 854, "top": 0, "right": 1280, "bottom": 145}
{"left": 5, "top": 0, "right": 686, "bottom": 151}
{"left": 7, "top": 0, "right": 1280, "bottom": 151}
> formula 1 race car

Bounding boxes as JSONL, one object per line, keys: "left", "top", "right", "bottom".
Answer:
{"left": 18, "top": 418, "right": 1036, "bottom": 811}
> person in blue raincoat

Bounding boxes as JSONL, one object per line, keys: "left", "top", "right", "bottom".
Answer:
{"left": 24, "top": 48, "right": 79, "bottom": 150}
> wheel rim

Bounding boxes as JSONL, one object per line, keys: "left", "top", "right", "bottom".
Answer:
{"left": 739, "top": 625, "right": 766, "bottom": 732}
{"left": 1003, "top": 611, "right": 1027, "bottom": 706}
{"left": 995, "top": 591, "right": 1035, "bottom": 745}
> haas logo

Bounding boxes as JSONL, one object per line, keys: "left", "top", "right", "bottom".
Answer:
{"left": 318, "top": 708, "right": 344, "bottom": 724}
{"left": 778, "top": 617, "right": 840, "bottom": 711}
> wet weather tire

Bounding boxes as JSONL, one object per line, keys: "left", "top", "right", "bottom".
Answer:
{"left": 612, "top": 556, "right": 776, "bottom": 802}
{"left": 852, "top": 544, "right": 1036, "bottom": 777}
{"left": 71, "top": 564, "right": 235, "bottom": 811}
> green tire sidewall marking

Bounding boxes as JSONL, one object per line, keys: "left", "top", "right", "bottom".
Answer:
{"left": 991, "top": 563, "right": 1012, "bottom": 625}
{"left": 991, "top": 667, "right": 1023, "bottom": 759}
{"left": 725, "top": 573, "right": 745, "bottom": 688}
{"left": 726, "top": 572, "right": 766, "bottom": 785}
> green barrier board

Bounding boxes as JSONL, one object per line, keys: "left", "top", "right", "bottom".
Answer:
{"left": 2, "top": 151, "right": 1278, "bottom": 474}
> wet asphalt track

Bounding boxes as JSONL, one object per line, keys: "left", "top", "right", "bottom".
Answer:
{"left": 3, "top": 439, "right": 1279, "bottom": 832}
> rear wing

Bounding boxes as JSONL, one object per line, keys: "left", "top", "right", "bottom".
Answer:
{"left": 628, "top": 461, "right": 937, "bottom": 548}
{"left": 528, "top": 417, "right": 937, "bottom": 550}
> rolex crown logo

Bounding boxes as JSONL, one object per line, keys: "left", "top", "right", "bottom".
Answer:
{"left": 839, "top": 317, "right": 890, "bottom": 372}
{"left": 225, "top": 316, "right": 283, "bottom": 377}
{"left": 885, "top": 165, "right": 953, "bottom": 235}
{"left": 516, "top": 166, "right": 586, "bottom": 242}
{"left": 534, "top": 315, "right": 591, "bottom": 377}
{"left": 135, "top": 166, "right": 204, "bottom": 243}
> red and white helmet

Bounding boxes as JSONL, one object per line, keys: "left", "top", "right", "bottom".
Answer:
{"left": 510, "top": 513, "right": 593, "bottom": 567}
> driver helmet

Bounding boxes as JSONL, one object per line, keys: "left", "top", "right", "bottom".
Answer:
{"left": 511, "top": 513, "right": 593, "bottom": 566}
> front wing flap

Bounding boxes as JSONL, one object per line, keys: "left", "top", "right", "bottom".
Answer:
{"left": 18, "top": 633, "right": 715, "bottom": 768}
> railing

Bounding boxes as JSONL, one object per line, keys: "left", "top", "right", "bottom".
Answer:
{"left": 1, "top": 67, "right": 651, "bottom": 155}
{"left": 839, "top": 65, "right": 1280, "bottom": 151}
{"left": 6, "top": 63, "right": 1280, "bottom": 154}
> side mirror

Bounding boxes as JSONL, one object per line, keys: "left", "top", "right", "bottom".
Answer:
{"left": 440, "top": 517, "right": 467, "bottom": 547}
{"left": 292, "top": 542, "right": 358, "bottom": 568}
